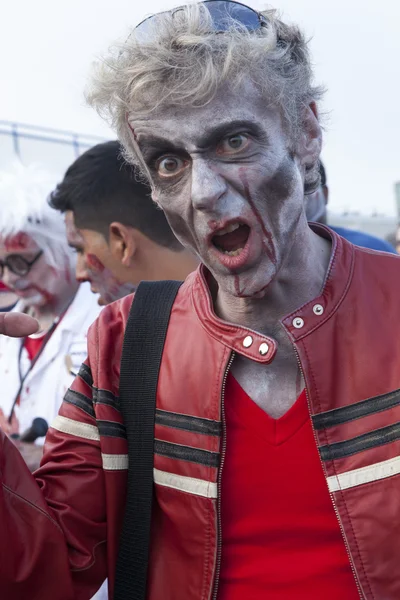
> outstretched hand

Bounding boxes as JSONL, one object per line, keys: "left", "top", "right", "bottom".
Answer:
{"left": 0, "top": 312, "right": 39, "bottom": 337}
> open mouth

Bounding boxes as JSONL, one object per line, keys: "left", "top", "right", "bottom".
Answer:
{"left": 211, "top": 223, "right": 250, "bottom": 256}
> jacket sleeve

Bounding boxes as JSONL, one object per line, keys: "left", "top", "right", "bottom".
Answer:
{"left": 0, "top": 315, "right": 109, "bottom": 600}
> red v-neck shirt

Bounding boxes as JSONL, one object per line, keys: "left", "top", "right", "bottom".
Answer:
{"left": 218, "top": 374, "right": 360, "bottom": 600}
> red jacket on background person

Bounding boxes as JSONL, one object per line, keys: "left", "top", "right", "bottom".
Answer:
{"left": 1, "top": 227, "right": 400, "bottom": 600}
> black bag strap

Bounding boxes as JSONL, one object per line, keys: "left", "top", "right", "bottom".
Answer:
{"left": 114, "top": 280, "right": 182, "bottom": 600}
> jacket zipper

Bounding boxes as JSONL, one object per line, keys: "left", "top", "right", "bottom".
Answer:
{"left": 212, "top": 351, "right": 235, "bottom": 600}
{"left": 293, "top": 345, "right": 364, "bottom": 600}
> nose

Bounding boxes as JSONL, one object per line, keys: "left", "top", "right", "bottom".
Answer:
{"left": 75, "top": 255, "right": 90, "bottom": 284}
{"left": 191, "top": 158, "right": 227, "bottom": 211}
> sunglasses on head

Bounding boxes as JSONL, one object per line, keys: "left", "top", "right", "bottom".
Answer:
{"left": 135, "top": 1, "right": 268, "bottom": 36}
{"left": 0, "top": 250, "right": 43, "bottom": 278}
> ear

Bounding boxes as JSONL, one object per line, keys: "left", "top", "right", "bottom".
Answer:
{"left": 108, "top": 222, "right": 137, "bottom": 268}
{"left": 298, "top": 102, "right": 322, "bottom": 168}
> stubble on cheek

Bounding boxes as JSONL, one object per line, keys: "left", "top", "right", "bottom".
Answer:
{"left": 160, "top": 202, "right": 199, "bottom": 255}
{"left": 265, "top": 155, "right": 304, "bottom": 243}
{"left": 233, "top": 158, "right": 297, "bottom": 298}
{"left": 238, "top": 167, "right": 278, "bottom": 269}
{"left": 241, "top": 154, "right": 297, "bottom": 236}
{"left": 264, "top": 155, "right": 297, "bottom": 201}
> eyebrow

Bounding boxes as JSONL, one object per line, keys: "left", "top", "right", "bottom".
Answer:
{"left": 139, "top": 138, "right": 180, "bottom": 162}
{"left": 195, "top": 119, "right": 265, "bottom": 150}
{"left": 138, "top": 119, "right": 265, "bottom": 161}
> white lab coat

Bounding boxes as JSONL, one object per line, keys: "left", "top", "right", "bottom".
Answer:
{"left": 0, "top": 282, "right": 109, "bottom": 599}
{"left": 0, "top": 282, "right": 102, "bottom": 442}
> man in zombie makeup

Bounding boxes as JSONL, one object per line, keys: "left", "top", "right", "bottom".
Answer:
{"left": 0, "top": 162, "right": 101, "bottom": 470}
{"left": 50, "top": 140, "right": 198, "bottom": 305}
{"left": 1, "top": 3, "right": 400, "bottom": 599}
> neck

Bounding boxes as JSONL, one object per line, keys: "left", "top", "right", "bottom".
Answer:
{"left": 161, "top": 249, "right": 199, "bottom": 280}
{"left": 137, "top": 246, "right": 199, "bottom": 282}
{"left": 215, "top": 222, "right": 331, "bottom": 337}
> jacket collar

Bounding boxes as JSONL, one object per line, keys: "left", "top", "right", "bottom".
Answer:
{"left": 281, "top": 224, "right": 355, "bottom": 342}
{"left": 191, "top": 224, "right": 354, "bottom": 360}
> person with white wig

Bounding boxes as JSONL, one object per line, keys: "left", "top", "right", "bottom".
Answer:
{"left": 0, "top": 162, "right": 101, "bottom": 470}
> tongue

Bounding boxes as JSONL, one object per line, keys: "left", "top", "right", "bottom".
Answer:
{"left": 213, "top": 225, "right": 250, "bottom": 252}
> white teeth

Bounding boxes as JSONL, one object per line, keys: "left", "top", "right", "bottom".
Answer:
{"left": 214, "top": 223, "right": 241, "bottom": 236}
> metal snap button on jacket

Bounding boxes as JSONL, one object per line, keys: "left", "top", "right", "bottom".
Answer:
{"left": 313, "top": 304, "right": 324, "bottom": 316}
{"left": 243, "top": 335, "right": 253, "bottom": 348}
{"left": 292, "top": 317, "right": 304, "bottom": 329}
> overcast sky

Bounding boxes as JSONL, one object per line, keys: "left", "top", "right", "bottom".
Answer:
{"left": 1, "top": 0, "right": 399, "bottom": 215}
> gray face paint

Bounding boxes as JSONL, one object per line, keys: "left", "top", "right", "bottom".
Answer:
{"left": 127, "top": 80, "right": 309, "bottom": 300}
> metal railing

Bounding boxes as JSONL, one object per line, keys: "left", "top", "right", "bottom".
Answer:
{"left": 0, "top": 120, "right": 108, "bottom": 175}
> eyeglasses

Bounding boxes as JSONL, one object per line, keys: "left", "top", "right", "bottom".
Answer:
{"left": 135, "top": 1, "right": 268, "bottom": 37}
{"left": 0, "top": 250, "right": 43, "bottom": 278}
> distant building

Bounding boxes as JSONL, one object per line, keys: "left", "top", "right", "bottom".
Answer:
{"left": 328, "top": 212, "right": 396, "bottom": 241}
{"left": 329, "top": 182, "right": 400, "bottom": 242}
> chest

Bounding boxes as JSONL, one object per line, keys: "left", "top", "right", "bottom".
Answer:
{"left": 222, "top": 377, "right": 328, "bottom": 523}
{"left": 230, "top": 345, "right": 305, "bottom": 419}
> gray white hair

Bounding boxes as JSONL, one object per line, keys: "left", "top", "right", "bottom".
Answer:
{"left": 87, "top": 3, "right": 324, "bottom": 192}
{"left": 0, "top": 162, "right": 76, "bottom": 272}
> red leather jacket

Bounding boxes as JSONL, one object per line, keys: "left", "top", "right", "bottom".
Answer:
{"left": 1, "top": 226, "right": 400, "bottom": 600}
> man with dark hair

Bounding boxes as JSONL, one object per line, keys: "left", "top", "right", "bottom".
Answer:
{"left": 305, "top": 161, "right": 396, "bottom": 252}
{"left": 50, "top": 141, "right": 198, "bottom": 305}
